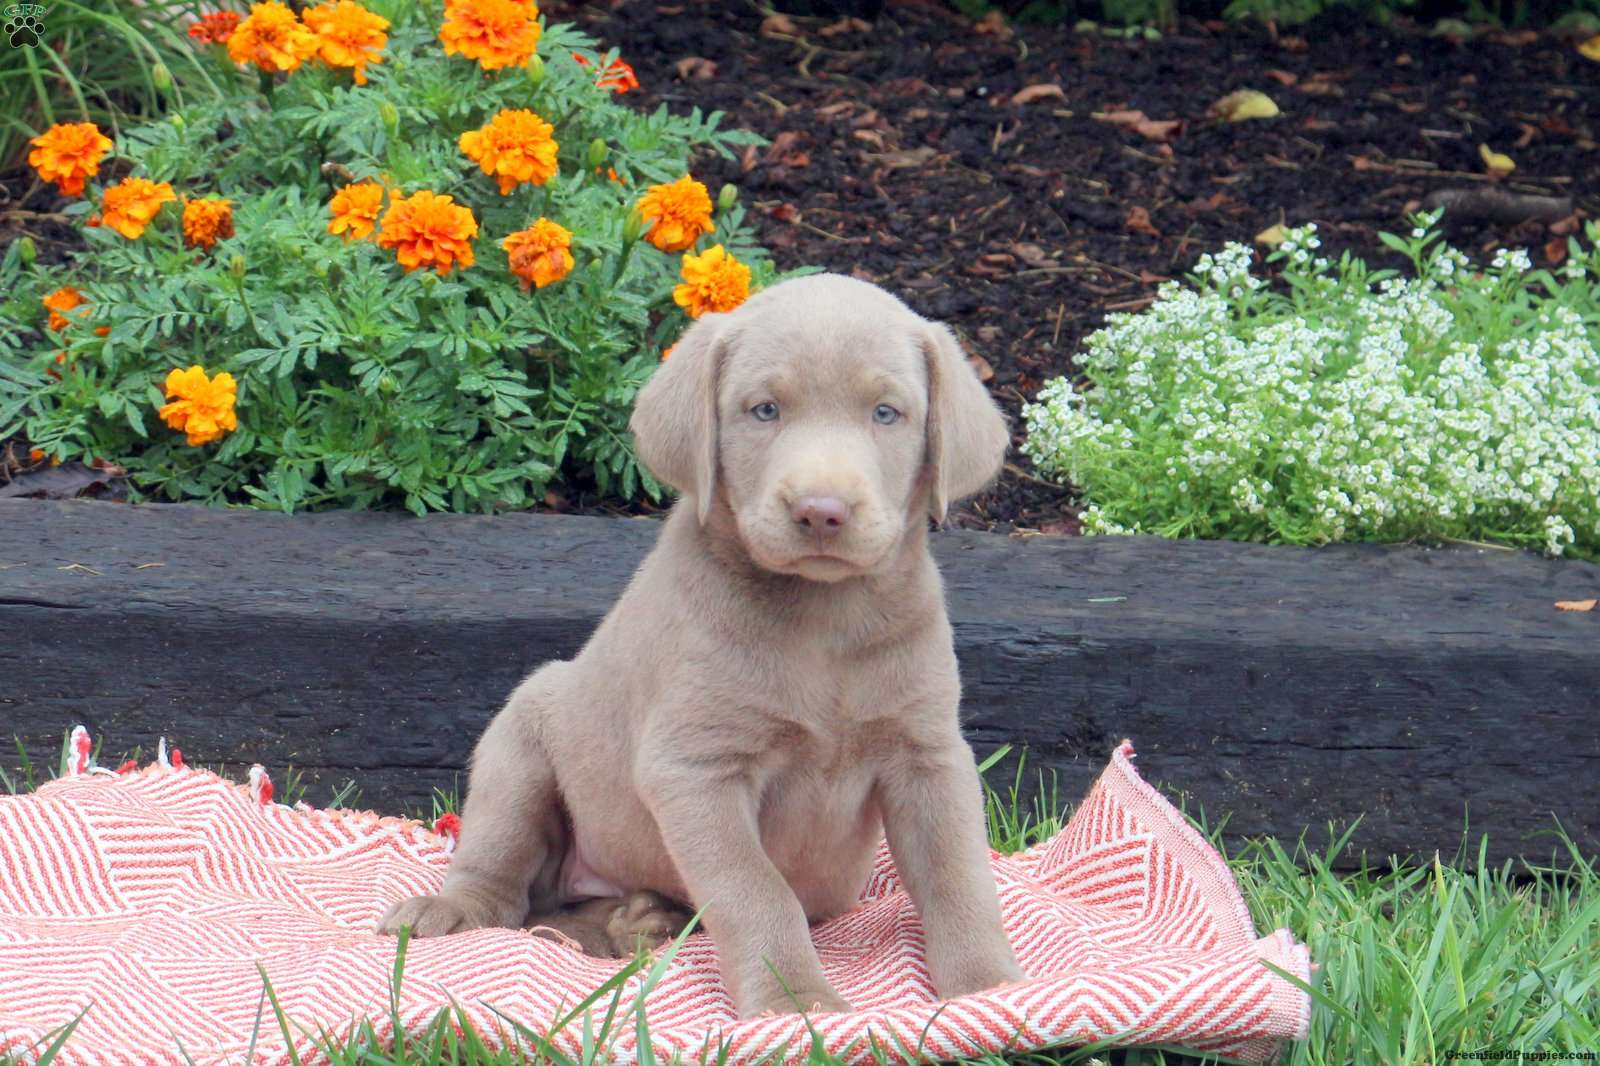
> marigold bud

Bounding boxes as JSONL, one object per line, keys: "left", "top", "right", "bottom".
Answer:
{"left": 153, "top": 63, "right": 173, "bottom": 94}
{"left": 16, "top": 236, "right": 36, "bottom": 266}
{"left": 587, "top": 138, "right": 607, "bottom": 170}
{"left": 170, "top": 113, "right": 186, "bottom": 131}
{"left": 379, "top": 373, "right": 396, "bottom": 394}
{"left": 717, "top": 183, "right": 738, "bottom": 213}
{"left": 527, "top": 54, "right": 545, "bottom": 87}
{"left": 622, "top": 205, "right": 647, "bottom": 244}
{"left": 378, "top": 100, "right": 399, "bottom": 135}
{"left": 230, "top": 254, "right": 247, "bottom": 279}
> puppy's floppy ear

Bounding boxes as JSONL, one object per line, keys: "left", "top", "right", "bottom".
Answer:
{"left": 920, "top": 321, "right": 1010, "bottom": 524}
{"left": 630, "top": 313, "right": 728, "bottom": 526}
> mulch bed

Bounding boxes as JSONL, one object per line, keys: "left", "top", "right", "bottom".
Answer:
{"left": 4, "top": 0, "right": 1597, "bottom": 530}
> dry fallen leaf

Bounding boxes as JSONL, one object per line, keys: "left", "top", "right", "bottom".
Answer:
{"left": 1578, "top": 34, "right": 1600, "bottom": 61}
{"left": 759, "top": 12, "right": 798, "bottom": 36}
{"left": 1012, "top": 83, "right": 1068, "bottom": 106}
{"left": 967, "top": 353, "right": 995, "bottom": 382}
{"left": 673, "top": 56, "right": 718, "bottom": 81}
{"left": 817, "top": 16, "right": 872, "bottom": 37}
{"left": 1550, "top": 213, "right": 1582, "bottom": 236}
{"left": 1296, "top": 77, "right": 1344, "bottom": 97}
{"left": 1256, "top": 222, "right": 1289, "bottom": 246}
{"left": 1125, "top": 205, "right": 1161, "bottom": 237}
{"left": 0, "top": 461, "right": 126, "bottom": 500}
{"left": 861, "top": 146, "right": 939, "bottom": 169}
{"left": 1094, "top": 109, "right": 1184, "bottom": 142}
{"left": 1554, "top": 599, "right": 1597, "bottom": 611}
{"left": 1209, "top": 88, "right": 1281, "bottom": 122}
{"left": 1545, "top": 237, "right": 1568, "bottom": 266}
{"left": 1479, "top": 142, "right": 1516, "bottom": 175}
{"left": 1265, "top": 68, "right": 1298, "bottom": 86}
{"left": 1011, "top": 241, "right": 1056, "bottom": 268}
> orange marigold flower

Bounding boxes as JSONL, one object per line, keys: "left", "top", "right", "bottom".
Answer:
{"left": 42, "top": 286, "right": 86, "bottom": 332}
{"left": 159, "top": 365, "right": 239, "bottom": 446}
{"left": 100, "top": 177, "right": 177, "bottom": 239}
{"left": 228, "top": 0, "right": 319, "bottom": 73}
{"left": 377, "top": 189, "right": 478, "bottom": 275}
{"left": 188, "top": 10, "right": 242, "bottom": 44}
{"left": 637, "top": 175, "right": 714, "bottom": 253}
{"left": 95, "top": 326, "right": 111, "bottom": 337}
{"left": 673, "top": 244, "right": 750, "bottom": 319}
{"left": 661, "top": 342, "right": 677, "bottom": 362}
{"left": 459, "top": 109, "right": 559, "bottom": 195}
{"left": 327, "top": 180, "right": 385, "bottom": 241}
{"left": 303, "top": 0, "right": 390, "bottom": 85}
{"left": 503, "top": 218, "right": 573, "bottom": 290}
{"left": 439, "top": 0, "right": 540, "bottom": 71}
{"left": 28, "top": 122, "right": 114, "bottom": 198}
{"left": 571, "top": 52, "right": 638, "bottom": 92}
{"left": 182, "top": 197, "right": 235, "bottom": 249}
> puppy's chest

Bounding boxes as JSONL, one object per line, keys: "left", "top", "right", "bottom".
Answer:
{"left": 752, "top": 668, "right": 909, "bottom": 784}
{"left": 756, "top": 713, "right": 885, "bottom": 847}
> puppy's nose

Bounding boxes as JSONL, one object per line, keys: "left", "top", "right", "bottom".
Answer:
{"left": 791, "top": 495, "right": 851, "bottom": 535}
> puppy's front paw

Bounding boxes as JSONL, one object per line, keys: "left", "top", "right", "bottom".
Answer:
{"left": 931, "top": 952, "right": 1023, "bottom": 1000}
{"left": 378, "top": 893, "right": 504, "bottom": 938}
{"left": 745, "top": 984, "right": 853, "bottom": 1017}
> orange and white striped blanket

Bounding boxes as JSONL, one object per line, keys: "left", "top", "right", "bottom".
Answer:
{"left": 0, "top": 738, "right": 1310, "bottom": 1065}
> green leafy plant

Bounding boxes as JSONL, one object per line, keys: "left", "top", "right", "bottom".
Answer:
{"left": 0, "top": 0, "right": 783, "bottom": 515}
{"left": 1023, "top": 211, "right": 1600, "bottom": 559}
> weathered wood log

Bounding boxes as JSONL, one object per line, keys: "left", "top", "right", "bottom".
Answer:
{"left": 2, "top": 499, "right": 1596, "bottom": 868}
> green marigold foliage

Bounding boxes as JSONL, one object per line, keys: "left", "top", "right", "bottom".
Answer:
{"left": 1023, "top": 212, "right": 1600, "bottom": 559}
{"left": 0, "top": 0, "right": 779, "bottom": 515}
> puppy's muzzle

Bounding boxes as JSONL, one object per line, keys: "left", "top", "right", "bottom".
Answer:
{"left": 790, "top": 495, "right": 852, "bottom": 538}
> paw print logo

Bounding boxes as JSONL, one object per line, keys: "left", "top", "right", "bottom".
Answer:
{"left": 6, "top": 14, "right": 43, "bottom": 46}
{"left": 4, "top": 3, "right": 46, "bottom": 48}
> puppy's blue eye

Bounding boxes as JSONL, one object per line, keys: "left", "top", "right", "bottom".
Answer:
{"left": 873, "top": 404, "right": 900, "bottom": 425}
{"left": 752, "top": 402, "right": 780, "bottom": 422}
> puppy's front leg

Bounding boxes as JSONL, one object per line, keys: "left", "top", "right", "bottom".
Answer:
{"left": 379, "top": 698, "right": 562, "bottom": 937}
{"left": 877, "top": 743, "right": 1023, "bottom": 999}
{"left": 639, "top": 762, "right": 850, "bottom": 1017}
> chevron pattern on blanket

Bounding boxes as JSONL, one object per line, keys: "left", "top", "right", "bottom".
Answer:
{"left": 0, "top": 739, "right": 1310, "bottom": 1065}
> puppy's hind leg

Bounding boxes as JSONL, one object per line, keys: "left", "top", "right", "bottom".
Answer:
{"left": 530, "top": 892, "right": 694, "bottom": 957}
{"left": 378, "top": 668, "right": 568, "bottom": 938}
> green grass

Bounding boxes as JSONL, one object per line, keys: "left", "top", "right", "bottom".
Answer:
{"left": 1, "top": 0, "right": 231, "bottom": 173}
{"left": 3, "top": 742, "right": 1597, "bottom": 1065}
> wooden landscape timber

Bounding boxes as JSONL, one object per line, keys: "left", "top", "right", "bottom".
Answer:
{"left": 3, "top": 498, "right": 1596, "bottom": 868}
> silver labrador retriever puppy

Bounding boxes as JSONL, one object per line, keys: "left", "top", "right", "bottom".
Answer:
{"left": 379, "top": 273, "right": 1022, "bottom": 1016}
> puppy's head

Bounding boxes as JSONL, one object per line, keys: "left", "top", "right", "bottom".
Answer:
{"left": 630, "top": 274, "right": 1008, "bottom": 583}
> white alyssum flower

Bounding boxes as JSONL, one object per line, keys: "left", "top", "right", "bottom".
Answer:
{"left": 1023, "top": 224, "right": 1600, "bottom": 557}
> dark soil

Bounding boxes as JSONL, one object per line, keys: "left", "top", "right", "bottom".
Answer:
{"left": 5, "top": 0, "right": 1598, "bottom": 529}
